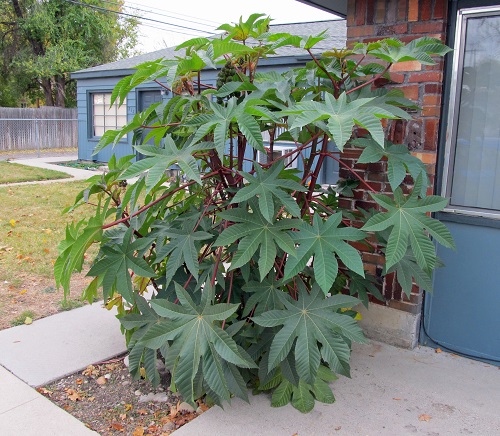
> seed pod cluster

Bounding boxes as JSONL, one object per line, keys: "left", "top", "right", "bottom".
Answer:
{"left": 216, "top": 60, "right": 241, "bottom": 104}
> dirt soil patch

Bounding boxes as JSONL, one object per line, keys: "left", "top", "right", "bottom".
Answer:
{"left": 41, "top": 358, "right": 207, "bottom": 435}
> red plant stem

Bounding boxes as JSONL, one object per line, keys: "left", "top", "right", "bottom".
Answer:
{"left": 221, "top": 271, "right": 234, "bottom": 330}
{"left": 324, "top": 151, "right": 377, "bottom": 193}
{"left": 102, "top": 171, "right": 219, "bottom": 230}
{"left": 153, "top": 79, "right": 172, "bottom": 93}
{"left": 345, "top": 63, "right": 392, "bottom": 95}
{"left": 307, "top": 49, "right": 340, "bottom": 96}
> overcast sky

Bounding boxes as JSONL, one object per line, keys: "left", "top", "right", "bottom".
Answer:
{"left": 127, "top": 0, "right": 339, "bottom": 53}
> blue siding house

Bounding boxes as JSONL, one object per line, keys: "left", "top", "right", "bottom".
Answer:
{"left": 71, "top": 20, "right": 346, "bottom": 184}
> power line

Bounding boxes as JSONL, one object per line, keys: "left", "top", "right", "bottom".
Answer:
{"left": 98, "top": 0, "right": 220, "bottom": 29}
{"left": 122, "top": 0, "right": 221, "bottom": 26}
{"left": 62, "top": 0, "right": 214, "bottom": 35}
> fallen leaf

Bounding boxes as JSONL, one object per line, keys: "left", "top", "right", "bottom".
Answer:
{"left": 139, "top": 367, "right": 146, "bottom": 378}
{"left": 37, "top": 387, "right": 53, "bottom": 397}
{"left": 19, "top": 289, "right": 27, "bottom": 295}
{"left": 393, "top": 398, "right": 401, "bottom": 401}
{"left": 435, "top": 348, "right": 442, "bottom": 353}
{"left": 88, "top": 396, "right": 95, "bottom": 402}
{"left": 96, "top": 376, "right": 107, "bottom": 385}
{"left": 43, "top": 248, "right": 50, "bottom": 254}
{"left": 335, "top": 427, "right": 342, "bottom": 431}
{"left": 120, "top": 413, "right": 126, "bottom": 420}
{"left": 137, "top": 409, "right": 148, "bottom": 415}
{"left": 24, "top": 317, "right": 33, "bottom": 325}
{"left": 132, "top": 427, "right": 145, "bottom": 436}
{"left": 124, "top": 403, "right": 133, "bottom": 412}
{"left": 148, "top": 425, "right": 159, "bottom": 432}
{"left": 9, "top": 219, "right": 16, "bottom": 227}
{"left": 418, "top": 414, "right": 432, "bottom": 422}
{"left": 82, "top": 365, "right": 99, "bottom": 377}
{"left": 76, "top": 378, "right": 83, "bottom": 385}
{"left": 66, "top": 388, "right": 81, "bottom": 402}
{"left": 44, "top": 228, "right": 52, "bottom": 234}
{"left": 110, "top": 423, "right": 124, "bottom": 431}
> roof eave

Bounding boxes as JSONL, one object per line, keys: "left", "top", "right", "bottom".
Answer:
{"left": 297, "top": 0, "right": 347, "bottom": 17}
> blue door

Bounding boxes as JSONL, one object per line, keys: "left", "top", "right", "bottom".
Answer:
{"left": 422, "top": 4, "right": 500, "bottom": 364}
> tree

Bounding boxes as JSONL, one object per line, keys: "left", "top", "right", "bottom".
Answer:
{"left": 56, "top": 15, "right": 453, "bottom": 412}
{"left": 0, "top": 0, "right": 139, "bottom": 107}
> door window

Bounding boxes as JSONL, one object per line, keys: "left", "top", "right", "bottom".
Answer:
{"left": 443, "top": 7, "right": 500, "bottom": 217}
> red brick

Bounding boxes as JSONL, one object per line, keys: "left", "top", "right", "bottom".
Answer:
{"left": 355, "top": 200, "right": 378, "bottom": 210}
{"left": 400, "top": 85, "right": 420, "bottom": 100}
{"left": 390, "top": 60, "right": 422, "bottom": 72}
{"left": 375, "top": 0, "right": 385, "bottom": 23}
{"left": 408, "top": 0, "right": 419, "bottom": 21}
{"left": 338, "top": 198, "right": 353, "bottom": 209}
{"left": 433, "top": 0, "right": 447, "bottom": 19}
{"left": 424, "top": 118, "right": 439, "bottom": 151}
{"left": 389, "top": 72, "right": 405, "bottom": 83}
{"left": 347, "top": 0, "right": 356, "bottom": 26}
{"left": 420, "top": 0, "right": 432, "bottom": 21}
{"left": 366, "top": 0, "right": 375, "bottom": 25}
{"left": 425, "top": 83, "right": 442, "bottom": 94}
{"left": 423, "top": 94, "right": 441, "bottom": 105}
{"left": 411, "top": 21, "right": 445, "bottom": 35}
{"left": 398, "top": 1, "right": 408, "bottom": 21}
{"left": 356, "top": 0, "right": 367, "bottom": 26}
{"left": 347, "top": 25, "right": 376, "bottom": 38}
{"left": 422, "top": 105, "right": 441, "bottom": 117}
{"left": 408, "top": 71, "right": 443, "bottom": 83}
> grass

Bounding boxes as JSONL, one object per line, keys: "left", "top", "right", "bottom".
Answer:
{"left": 0, "top": 180, "right": 95, "bottom": 279}
{"left": 11, "top": 310, "right": 36, "bottom": 326}
{"left": 0, "top": 161, "right": 70, "bottom": 184}
{"left": 0, "top": 180, "right": 101, "bottom": 328}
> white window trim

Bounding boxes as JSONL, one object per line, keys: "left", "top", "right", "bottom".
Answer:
{"left": 441, "top": 5, "right": 500, "bottom": 219}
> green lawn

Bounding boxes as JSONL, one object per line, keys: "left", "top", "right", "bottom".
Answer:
{"left": 0, "top": 180, "right": 98, "bottom": 328}
{"left": 0, "top": 161, "right": 70, "bottom": 184}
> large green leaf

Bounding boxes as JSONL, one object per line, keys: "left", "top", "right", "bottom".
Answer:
{"left": 231, "top": 162, "right": 306, "bottom": 223}
{"left": 152, "top": 221, "right": 213, "bottom": 283}
{"left": 362, "top": 178, "right": 455, "bottom": 271}
{"left": 242, "top": 278, "right": 286, "bottom": 316}
{"left": 141, "top": 283, "right": 256, "bottom": 405}
{"left": 87, "top": 227, "right": 155, "bottom": 303}
{"left": 121, "top": 135, "right": 214, "bottom": 189}
{"left": 355, "top": 138, "right": 428, "bottom": 194}
{"left": 283, "top": 213, "right": 366, "bottom": 294}
{"left": 253, "top": 285, "right": 365, "bottom": 384}
{"left": 215, "top": 204, "right": 297, "bottom": 281}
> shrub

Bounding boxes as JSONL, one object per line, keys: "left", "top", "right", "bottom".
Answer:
{"left": 56, "top": 15, "right": 453, "bottom": 412}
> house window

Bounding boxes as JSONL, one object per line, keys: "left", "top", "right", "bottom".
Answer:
{"left": 91, "top": 93, "right": 127, "bottom": 137}
{"left": 257, "top": 146, "right": 298, "bottom": 169}
{"left": 442, "top": 6, "right": 500, "bottom": 218}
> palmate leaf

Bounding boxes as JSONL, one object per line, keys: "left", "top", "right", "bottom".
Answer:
{"left": 362, "top": 176, "right": 455, "bottom": 271}
{"left": 269, "top": 365, "right": 336, "bottom": 413}
{"left": 214, "top": 204, "right": 298, "bottom": 281}
{"left": 252, "top": 285, "right": 366, "bottom": 385}
{"left": 151, "top": 221, "right": 213, "bottom": 284}
{"left": 231, "top": 162, "right": 306, "bottom": 223}
{"left": 140, "top": 283, "right": 256, "bottom": 406}
{"left": 242, "top": 278, "right": 286, "bottom": 316}
{"left": 387, "top": 250, "right": 434, "bottom": 296}
{"left": 87, "top": 227, "right": 155, "bottom": 303}
{"left": 283, "top": 213, "right": 366, "bottom": 294}
{"left": 354, "top": 138, "right": 428, "bottom": 194}
{"left": 120, "top": 135, "right": 214, "bottom": 190}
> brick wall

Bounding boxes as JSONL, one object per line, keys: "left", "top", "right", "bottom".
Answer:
{"left": 343, "top": 0, "right": 448, "bottom": 314}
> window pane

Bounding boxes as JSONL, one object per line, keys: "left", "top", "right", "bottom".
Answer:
{"left": 91, "top": 93, "right": 126, "bottom": 137}
{"left": 450, "top": 15, "right": 500, "bottom": 211}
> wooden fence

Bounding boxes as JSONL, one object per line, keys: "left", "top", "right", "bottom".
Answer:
{"left": 0, "top": 107, "right": 78, "bottom": 152}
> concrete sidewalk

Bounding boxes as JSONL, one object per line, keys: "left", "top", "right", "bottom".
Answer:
{"left": 4, "top": 155, "right": 106, "bottom": 185}
{"left": 176, "top": 341, "right": 500, "bottom": 436}
{"left": 0, "top": 303, "right": 126, "bottom": 435}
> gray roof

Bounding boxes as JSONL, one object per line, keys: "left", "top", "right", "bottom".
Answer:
{"left": 73, "top": 20, "right": 346, "bottom": 78}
